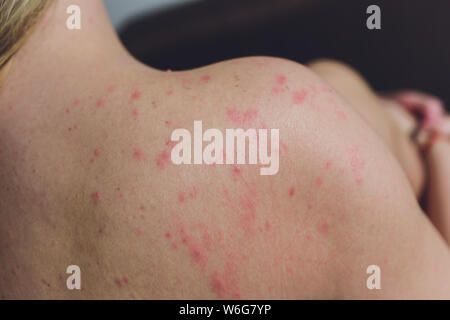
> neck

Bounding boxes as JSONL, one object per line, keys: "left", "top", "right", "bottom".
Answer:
{"left": 1, "top": 0, "right": 157, "bottom": 98}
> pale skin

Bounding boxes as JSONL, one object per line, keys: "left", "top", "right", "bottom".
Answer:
{"left": 0, "top": 0, "right": 449, "bottom": 299}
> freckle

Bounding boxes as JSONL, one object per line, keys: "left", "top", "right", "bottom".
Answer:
{"left": 316, "top": 220, "right": 329, "bottom": 236}
{"left": 91, "top": 191, "right": 101, "bottom": 204}
{"left": 289, "top": 186, "right": 295, "bottom": 197}
{"left": 315, "top": 177, "right": 323, "bottom": 187}
{"left": 131, "top": 90, "right": 141, "bottom": 100}
{"left": 96, "top": 99, "right": 106, "bottom": 107}
{"left": 201, "top": 75, "right": 211, "bottom": 83}
{"left": 276, "top": 74, "right": 287, "bottom": 85}
{"left": 292, "top": 89, "right": 307, "bottom": 105}
{"left": 167, "top": 90, "right": 173, "bottom": 96}
{"left": 133, "top": 148, "right": 145, "bottom": 161}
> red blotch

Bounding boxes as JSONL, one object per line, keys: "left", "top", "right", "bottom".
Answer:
{"left": 178, "top": 192, "right": 186, "bottom": 203}
{"left": 289, "top": 186, "right": 295, "bottom": 197}
{"left": 156, "top": 150, "right": 170, "bottom": 169}
{"left": 325, "top": 161, "right": 332, "bottom": 169}
{"left": 131, "top": 90, "right": 141, "bottom": 100}
{"left": 316, "top": 220, "right": 329, "bottom": 236}
{"left": 315, "top": 177, "right": 323, "bottom": 187}
{"left": 73, "top": 99, "right": 80, "bottom": 106}
{"left": 292, "top": 89, "right": 308, "bottom": 105}
{"left": 201, "top": 75, "right": 211, "bottom": 83}
{"left": 91, "top": 191, "right": 101, "bottom": 205}
{"left": 226, "top": 108, "right": 258, "bottom": 126}
{"left": 96, "top": 99, "right": 106, "bottom": 107}
{"left": 167, "top": 90, "right": 173, "bottom": 96}
{"left": 65, "top": 108, "right": 71, "bottom": 115}
{"left": 165, "top": 232, "right": 172, "bottom": 239}
{"left": 348, "top": 146, "right": 365, "bottom": 185}
{"left": 132, "top": 108, "right": 139, "bottom": 118}
{"left": 276, "top": 74, "right": 287, "bottom": 85}
{"left": 94, "top": 148, "right": 101, "bottom": 157}
{"left": 107, "top": 86, "right": 115, "bottom": 93}
{"left": 133, "top": 148, "right": 145, "bottom": 161}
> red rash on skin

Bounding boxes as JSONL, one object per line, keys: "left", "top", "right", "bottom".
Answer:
{"left": 209, "top": 254, "right": 241, "bottom": 299}
{"left": 201, "top": 75, "right": 211, "bottom": 83}
{"left": 276, "top": 74, "right": 287, "bottom": 85}
{"left": 292, "top": 89, "right": 308, "bottom": 105}
{"left": 156, "top": 150, "right": 170, "bottom": 169}
{"left": 289, "top": 187, "right": 295, "bottom": 197}
{"left": 316, "top": 220, "right": 329, "bottom": 236}
{"left": 226, "top": 108, "right": 258, "bottom": 126}
{"left": 133, "top": 148, "right": 145, "bottom": 161}
{"left": 114, "top": 277, "right": 129, "bottom": 287}
{"left": 165, "top": 232, "right": 171, "bottom": 239}
{"left": 348, "top": 146, "right": 365, "bottom": 185}
{"left": 96, "top": 99, "right": 106, "bottom": 107}
{"left": 131, "top": 90, "right": 141, "bottom": 100}
{"left": 315, "top": 177, "right": 323, "bottom": 187}
{"left": 91, "top": 191, "right": 101, "bottom": 204}
{"left": 41, "top": 279, "right": 50, "bottom": 287}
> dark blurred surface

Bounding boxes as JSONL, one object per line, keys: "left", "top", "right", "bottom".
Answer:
{"left": 120, "top": 0, "right": 450, "bottom": 110}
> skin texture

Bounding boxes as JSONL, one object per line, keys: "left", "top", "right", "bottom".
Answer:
{"left": 0, "top": 0, "right": 449, "bottom": 299}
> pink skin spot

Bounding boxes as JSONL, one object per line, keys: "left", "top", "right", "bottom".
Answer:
{"left": 167, "top": 90, "right": 173, "bottom": 96}
{"left": 41, "top": 279, "right": 50, "bottom": 287}
{"left": 114, "top": 277, "right": 129, "bottom": 287}
{"left": 307, "top": 203, "right": 313, "bottom": 210}
{"left": 265, "top": 220, "right": 271, "bottom": 231}
{"left": 325, "top": 161, "right": 332, "bottom": 169}
{"left": 96, "top": 99, "right": 106, "bottom": 108}
{"left": 315, "top": 177, "right": 323, "bottom": 187}
{"left": 107, "top": 86, "right": 115, "bottom": 93}
{"left": 166, "top": 69, "right": 172, "bottom": 73}
{"left": 165, "top": 232, "right": 172, "bottom": 239}
{"left": 65, "top": 108, "right": 71, "bottom": 115}
{"left": 73, "top": 99, "right": 80, "bottom": 106}
{"left": 132, "top": 108, "right": 139, "bottom": 119}
{"left": 178, "top": 192, "right": 186, "bottom": 203}
{"left": 156, "top": 150, "right": 170, "bottom": 169}
{"left": 94, "top": 148, "right": 101, "bottom": 157}
{"left": 8, "top": 105, "right": 14, "bottom": 111}
{"left": 131, "top": 90, "right": 141, "bottom": 100}
{"left": 276, "top": 74, "right": 287, "bottom": 85}
{"left": 188, "top": 186, "right": 199, "bottom": 199}
{"left": 165, "top": 120, "right": 172, "bottom": 127}
{"left": 289, "top": 186, "right": 295, "bottom": 197}
{"left": 133, "top": 148, "right": 145, "bottom": 161}
{"left": 139, "top": 205, "right": 146, "bottom": 211}
{"left": 348, "top": 146, "right": 365, "bottom": 185}
{"left": 226, "top": 108, "right": 258, "bottom": 126}
{"left": 316, "top": 220, "right": 329, "bottom": 236}
{"left": 201, "top": 75, "right": 211, "bottom": 83}
{"left": 209, "top": 255, "right": 241, "bottom": 299}
{"left": 91, "top": 191, "right": 101, "bottom": 205}
{"left": 272, "top": 87, "right": 280, "bottom": 94}
{"left": 98, "top": 227, "right": 103, "bottom": 234}
{"left": 292, "top": 89, "right": 308, "bottom": 105}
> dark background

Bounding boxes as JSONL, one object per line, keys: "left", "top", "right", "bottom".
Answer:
{"left": 119, "top": 0, "right": 450, "bottom": 110}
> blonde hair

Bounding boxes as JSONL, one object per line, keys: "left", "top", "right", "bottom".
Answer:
{"left": 0, "top": 0, "right": 51, "bottom": 71}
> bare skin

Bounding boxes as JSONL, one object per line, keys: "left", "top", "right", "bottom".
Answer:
{"left": 0, "top": 0, "right": 449, "bottom": 299}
